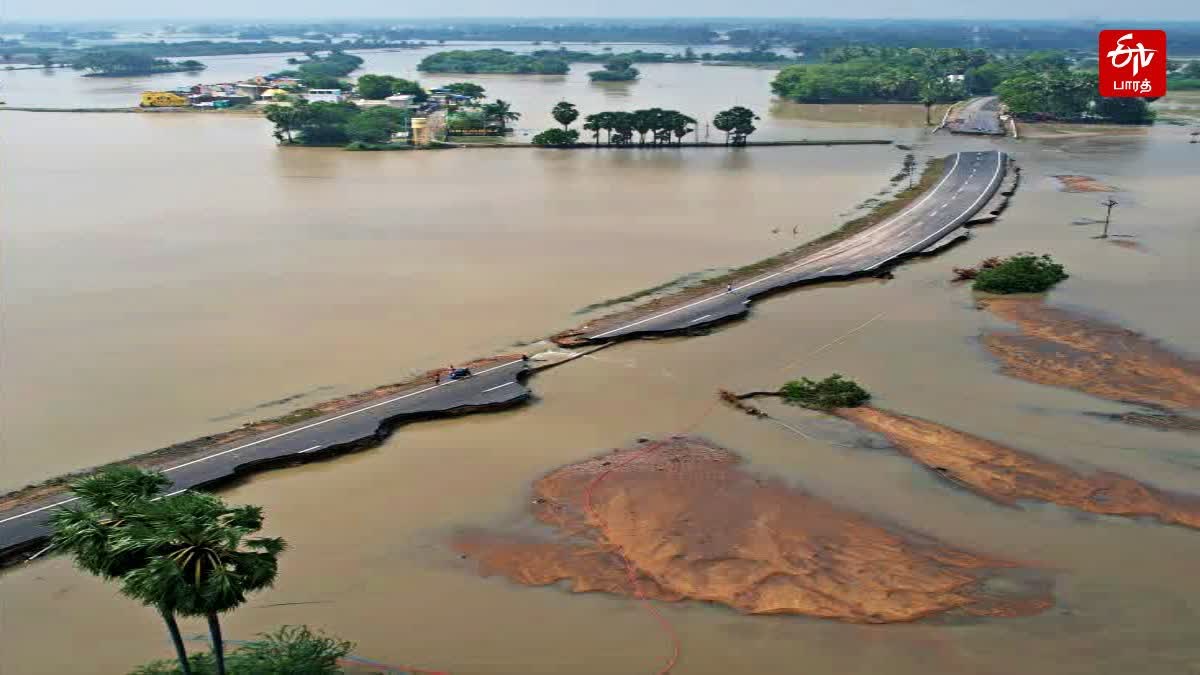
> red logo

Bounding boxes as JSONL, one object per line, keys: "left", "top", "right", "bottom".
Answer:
{"left": 1099, "top": 30, "right": 1166, "bottom": 97}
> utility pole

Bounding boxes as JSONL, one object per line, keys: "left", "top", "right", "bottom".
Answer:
{"left": 1100, "top": 197, "right": 1118, "bottom": 238}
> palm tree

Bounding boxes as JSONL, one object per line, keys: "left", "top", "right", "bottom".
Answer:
{"left": 49, "top": 467, "right": 194, "bottom": 675}
{"left": 583, "top": 114, "right": 603, "bottom": 146}
{"left": 119, "top": 492, "right": 287, "bottom": 675}
{"left": 669, "top": 112, "right": 696, "bottom": 145}
{"left": 551, "top": 100, "right": 579, "bottom": 130}
{"left": 482, "top": 99, "right": 520, "bottom": 134}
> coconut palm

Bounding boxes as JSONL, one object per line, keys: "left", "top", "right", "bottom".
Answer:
{"left": 482, "top": 99, "right": 520, "bottom": 134}
{"left": 49, "top": 467, "right": 194, "bottom": 675}
{"left": 118, "top": 492, "right": 287, "bottom": 675}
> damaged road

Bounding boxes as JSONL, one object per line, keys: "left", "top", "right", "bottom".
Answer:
{"left": 0, "top": 358, "right": 531, "bottom": 562}
{"left": 565, "top": 150, "right": 1008, "bottom": 343}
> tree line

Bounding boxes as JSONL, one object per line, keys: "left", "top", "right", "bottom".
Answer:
{"left": 270, "top": 50, "right": 364, "bottom": 89}
{"left": 531, "top": 102, "right": 759, "bottom": 147}
{"left": 71, "top": 50, "right": 206, "bottom": 76}
{"left": 417, "top": 49, "right": 569, "bottom": 75}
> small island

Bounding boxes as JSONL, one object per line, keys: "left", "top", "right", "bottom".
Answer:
{"left": 73, "top": 49, "right": 206, "bottom": 77}
{"left": 417, "top": 49, "right": 569, "bottom": 74}
{"left": 588, "top": 56, "right": 640, "bottom": 82}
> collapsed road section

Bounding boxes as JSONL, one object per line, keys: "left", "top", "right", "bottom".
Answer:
{"left": 559, "top": 150, "right": 1008, "bottom": 344}
{"left": 0, "top": 359, "right": 531, "bottom": 562}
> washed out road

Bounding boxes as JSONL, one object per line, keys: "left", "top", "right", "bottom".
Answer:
{"left": 0, "top": 150, "right": 1007, "bottom": 561}
{"left": 948, "top": 97, "right": 1005, "bottom": 136}
{"left": 0, "top": 359, "right": 530, "bottom": 558}
{"left": 580, "top": 150, "right": 1008, "bottom": 342}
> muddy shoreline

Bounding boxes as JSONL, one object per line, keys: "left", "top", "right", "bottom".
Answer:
{"left": 981, "top": 297, "right": 1200, "bottom": 426}
{"left": 837, "top": 406, "right": 1200, "bottom": 529}
{"left": 455, "top": 436, "right": 1052, "bottom": 622}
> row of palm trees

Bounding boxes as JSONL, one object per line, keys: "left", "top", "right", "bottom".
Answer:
{"left": 582, "top": 108, "right": 699, "bottom": 146}
{"left": 541, "top": 101, "right": 761, "bottom": 147}
{"left": 49, "top": 466, "right": 286, "bottom": 675}
{"left": 547, "top": 101, "right": 698, "bottom": 146}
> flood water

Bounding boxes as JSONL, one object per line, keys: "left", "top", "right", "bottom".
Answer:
{"left": 2, "top": 52, "right": 1200, "bottom": 675}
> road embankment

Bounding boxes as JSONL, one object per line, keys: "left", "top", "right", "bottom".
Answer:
{"left": 554, "top": 151, "right": 1010, "bottom": 345}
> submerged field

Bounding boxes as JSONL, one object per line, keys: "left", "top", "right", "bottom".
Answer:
{"left": 2, "top": 53, "right": 1200, "bottom": 674}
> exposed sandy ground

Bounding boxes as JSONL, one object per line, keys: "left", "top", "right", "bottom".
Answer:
{"left": 455, "top": 436, "right": 1050, "bottom": 623}
{"left": 982, "top": 297, "right": 1200, "bottom": 414}
{"left": 838, "top": 407, "right": 1200, "bottom": 529}
{"left": 1052, "top": 175, "right": 1118, "bottom": 192}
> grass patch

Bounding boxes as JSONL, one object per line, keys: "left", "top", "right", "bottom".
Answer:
{"left": 973, "top": 253, "right": 1068, "bottom": 294}
{"left": 781, "top": 375, "right": 871, "bottom": 410}
{"left": 574, "top": 268, "right": 728, "bottom": 315}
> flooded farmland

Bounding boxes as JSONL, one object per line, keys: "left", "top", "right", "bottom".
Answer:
{"left": 2, "top": 50, "right": 1200, "bottom": 675}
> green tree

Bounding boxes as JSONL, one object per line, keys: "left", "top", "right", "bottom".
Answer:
{"left": 443, "top": 81, "right": 486, "bottom": 101}
{"left": 481, "top": 98, "right": 520, "bottom": 133}
{"left": 531, "top": 128, "right": 580, "bottom": 147}
{"left": 667, "top": 111, "right": 696, "bottom": 145}
{"left": 346, "top": 107, "right": 407, "bottom": 144}
{"left": 49, "top": 467, "right": 193, "bottom": 675}
{"left": 582, "top": 113, "right": 604, "bottom": 146}
{"left": 263, "top": 102, "right": 310, "bottom": 143}
{"left": 354, "top": 74, "right": 426, "bottom": 101}
{"left": 973, "top": 254, "right": 1068, "bottom": 294}
{"left": 551, "top": 100, "right": 579, "bottom": 130}
{"left": 780, "top": 374, "right": 871, "bottom": 410}
{"left": 1092, "top": 96, "right": 1156, "bottom": 124}
{"left": 120, "top": 491, "right": 287, "bottom": 675}
{"left": 714, "top": 106, "right": 759, "bottom": 146}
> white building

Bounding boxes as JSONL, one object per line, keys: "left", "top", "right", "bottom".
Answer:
{"left": 304, "top": 88, "right": 344, "bottom": 103}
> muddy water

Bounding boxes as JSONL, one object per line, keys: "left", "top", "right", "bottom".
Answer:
{"left": 0, "top": 110, "right": 901, "bottom": 491}
{"left": 4, "top": 72, "right": 1200, "bottom": 675}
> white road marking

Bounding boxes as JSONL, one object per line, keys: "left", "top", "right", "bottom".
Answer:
{"left": 588, "top": 152, "right": 968, "bottom": 340}
{"left": 689, "top": 314, "right": 714, "bottom": 324}
{"left": 0, "top": 359, "right": 526, "bottom": 526}
{"left": 297, "top": 445, "right": 322, "bottom": 454}
{"left": 481, "top": 382, "right": 516, "bottom": 393}
{"left": 880, "top": 152, "right": 1005, "bottom": 263}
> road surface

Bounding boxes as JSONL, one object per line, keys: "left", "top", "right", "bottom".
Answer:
{"left": 582, "top": 150, "right": 1008, "bottom": 341}
{"left": 947, "top": 97, "right": 1004, "bottom": 135}
{"left": 0, "top": 359, "right": 530, "bottom": 560}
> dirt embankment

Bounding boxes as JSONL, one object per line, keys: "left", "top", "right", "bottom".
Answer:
{"left": 1052, "top": 175, "right": 1118, "bottom": 192}
{"left": 981, "top": 297, "right": 1200, "bottom": 421}
{"left": 837, "top": 407, "right": 1200, "bottom": 529}
{"left": 455, "top": 436, "right": 1050, "bottom": 623}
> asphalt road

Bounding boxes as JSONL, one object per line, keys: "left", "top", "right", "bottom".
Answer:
{"left": 585, "top": 150, "right": 1008, "bottom": 341}
{"left": 0, "top": 359, "right": 530, "bottom": 558}
{"left": 948, "top": 97, "right": 1004, "bottom": 135}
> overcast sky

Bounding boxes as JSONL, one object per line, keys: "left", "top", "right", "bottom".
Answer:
{"left": 3, "top": 0, "right": 1196, "bottom": 21}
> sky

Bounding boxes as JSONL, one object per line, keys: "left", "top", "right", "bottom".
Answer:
{"left": 3, "top": 0, "right": 1197, "bottom": 21}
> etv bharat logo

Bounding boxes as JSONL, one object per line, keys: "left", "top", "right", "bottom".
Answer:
{"left": 1099, "top": 30, "right": 1167, "bottom": 97}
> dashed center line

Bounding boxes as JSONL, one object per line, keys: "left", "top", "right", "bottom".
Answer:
{"left": 482, "top": 382, "right": 517, "bottom": 393}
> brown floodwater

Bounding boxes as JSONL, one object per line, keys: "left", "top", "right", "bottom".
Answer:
{"left": 3, "top": 63, "right": 1200, "bottom": 674}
